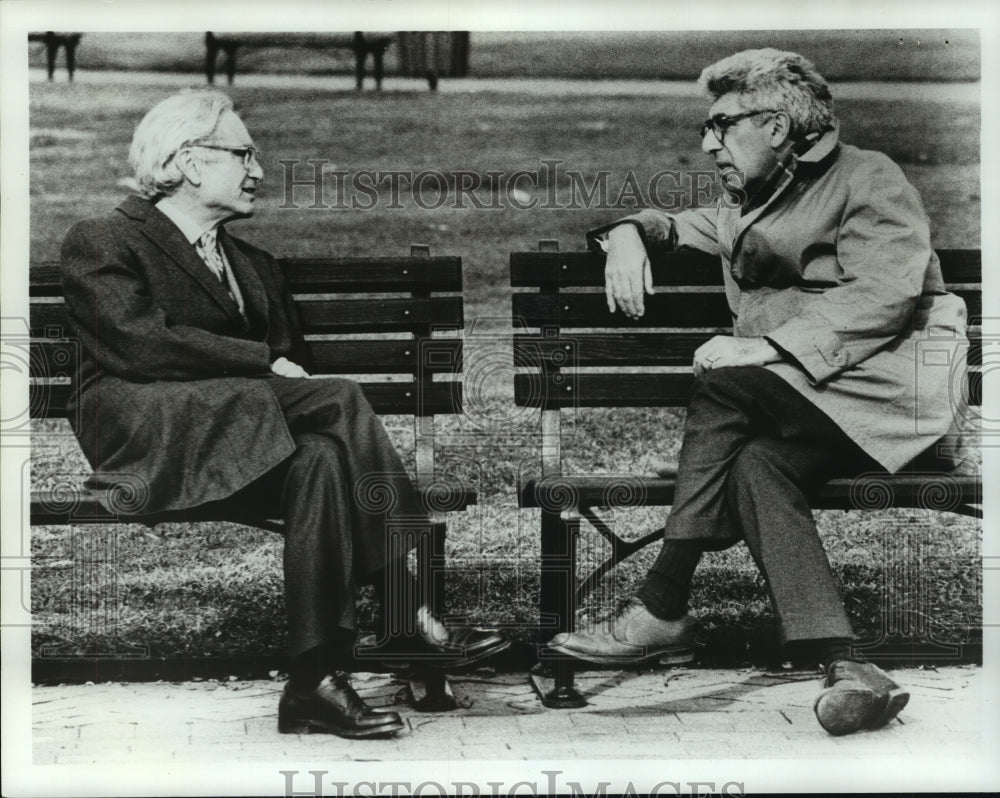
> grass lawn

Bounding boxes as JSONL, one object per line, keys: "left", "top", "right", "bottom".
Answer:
{"left": 25, "top": 77, "right": 982, "bottom": 667}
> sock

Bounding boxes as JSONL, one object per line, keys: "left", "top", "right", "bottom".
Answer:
{"left": 817, "top": 637, "right": 865, "bottom": 667}
{"left": 289, "top": 631, "right": 354, "bottom": 689}
{"left": 289, "top": 644, "right": 336, "bottom": 689}
{"left": 635, "top": 540, "right": 703, "bottom": 620}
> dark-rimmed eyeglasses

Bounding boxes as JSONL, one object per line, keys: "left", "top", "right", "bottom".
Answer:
{"left": 187, "top": 143, "right": 262, "bottom": 169}
{"left": 699, "top": 110, "right": 778, "bottom": 144}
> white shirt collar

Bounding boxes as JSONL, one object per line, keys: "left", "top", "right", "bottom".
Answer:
{"left": 154, "top": 196, "right": 218, "bottom": 245}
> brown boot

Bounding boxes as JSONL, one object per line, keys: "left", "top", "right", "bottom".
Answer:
{"left": 547, "top": 599, "right": 694, "bottom": 666}
{"left": 813, "top": 660, "right": 909, "bottom": 736}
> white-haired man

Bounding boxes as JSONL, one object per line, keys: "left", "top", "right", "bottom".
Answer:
{"left": 548, "top": 49, "right": 970, "bottom": 735}
{"left": 60, "top": 90, "right": 507, "bottom": 738}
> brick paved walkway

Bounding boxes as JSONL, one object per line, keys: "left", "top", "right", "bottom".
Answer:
{"left": 31, "top": 665, "right": 984, "bottom": 764}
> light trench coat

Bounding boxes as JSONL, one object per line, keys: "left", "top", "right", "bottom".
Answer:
{"left": 595, "top": 127, "right": 969, "bottom": 473}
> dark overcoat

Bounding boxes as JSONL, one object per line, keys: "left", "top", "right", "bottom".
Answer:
{"left": 60, "top": 195, "right": 311, "bottom": 512}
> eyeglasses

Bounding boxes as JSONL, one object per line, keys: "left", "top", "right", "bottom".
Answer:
{"left": 187, "top": 143, "right": 262, "bottom": 169}
{"left": 699, "top": 110, "right": 778, "bottom": 143}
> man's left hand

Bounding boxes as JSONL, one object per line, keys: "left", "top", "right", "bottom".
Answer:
{"left": 271, "top": 357, "right": 310, "bottom": 378}
{"left": 693, "top": 336, "right": 781, "bottom": 377}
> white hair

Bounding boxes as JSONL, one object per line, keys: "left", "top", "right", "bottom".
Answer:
{"left": 698, "top": 48, "right": 835, "bottom": 138}
{"left": 128, "top": 89, "right": 235, "bottom": 199}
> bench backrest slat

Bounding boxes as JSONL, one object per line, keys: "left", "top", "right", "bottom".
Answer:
{"left": 297, "top": 297, "right": 463, "bottom": 333}
{"left": 282, "top": 257, "right": 463, "bottom": 292}
{"left": 511, "top": 247, "right": 982, "bottom": 410}
{"left": 28, "top": 337, "right": 464, "bottom": 378}
{"left": 514, "top": 292, "right": 731, "bottom": 328}
{"left": 510, "top": 250, "right": 723, "bottom": 287}
{"left": 515, "top": 373, "right": 694, "bottom": 409}
{"left": 30, "top": 257, "right": 466, "bottom": 296}
{"left": 30, "top": 297, "right": 464, "bottom": 340}
{"left": 514, "top": 332, "right": 717, "bottom": 368}
{"left": 510, "top": 249, "right": 980, "bottom": 288}
{"left": 29, "top": 380, "right": 459, "bottom": 418}
{"left": 209, "top": 32, "right": 358, "bottom": 48}
{"left": 29, "top": 254, "right": 465, "bottom": 418}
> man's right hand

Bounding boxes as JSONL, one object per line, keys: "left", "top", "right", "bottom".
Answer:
{"left": 271, "top": 356, "right": 310, "bottom": 378}
{"left": 604, "top": 224, "right": 654, "bottom": 319}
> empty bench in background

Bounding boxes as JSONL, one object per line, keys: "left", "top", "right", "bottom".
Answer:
{"left": 28, "top": 32, "right": 83, "bottom": 82}
{"left": 510, "top": 240, "right": 983, "bottom": 708}
{"left": 28, "top": 245, "right": 470, "bottom": 710}
{"left": 205, "top": 32, "right": 395, "bottom": 90}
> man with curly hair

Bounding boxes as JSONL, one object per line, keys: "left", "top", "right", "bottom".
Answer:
{"left": 548, "top": 49, "right": 969, "bottom": 736}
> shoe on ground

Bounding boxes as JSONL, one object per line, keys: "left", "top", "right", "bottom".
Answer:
{"left": 813, "top": 659, "right": 910, "bottom": 736}
{"left": 278, "top": 672, "right": 405, "bottom": 738}
{"left": 546, "top": 598, "right": 694, "bottom": 666}
{"left": 376, "top": 605, "right": 510, "bottom": 670}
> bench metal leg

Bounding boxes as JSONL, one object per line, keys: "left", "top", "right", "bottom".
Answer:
{"left": 45, "top": 39, "right": 57, "bottom": 81}
{"left": 65, "top": 37, "right": 79, "bottom": 82}
{"left": 205, "top": 39, "right": 219, "bottom": 84}
{"left": 405, "top": 668, "right": 457, "bottom": 712}
{"left": 354, "top": 51, "right": 366, "bottom": 90}
{"left": 354, "top": 520, "right": 459, "bottom": 711}
{"left": 532, "top": 509, "right": 585, "bottom": 708}
{"left": 224, "top": 46, "right": 237, "bottom": 86}
{"left": 373, "top": 50, "right": 385, "bottom": 91}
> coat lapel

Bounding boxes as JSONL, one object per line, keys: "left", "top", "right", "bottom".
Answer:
{"left": 728, "top": 126, "right": 842, "bottom": 261}
{"left": 118, "top": 196, "right": 243, "bottom": 320}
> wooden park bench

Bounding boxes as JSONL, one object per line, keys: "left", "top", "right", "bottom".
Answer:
{"left": 510, "top": 240, "right": 983, "bottom": 708}
{"left": 29, "top": 32, "right": 82, "bottom": 82}
{"left": 27, "top": 245, "right": 471, "bottom": 710}
{"left": 205, "top": 32, "right": 396, "bottom": 90}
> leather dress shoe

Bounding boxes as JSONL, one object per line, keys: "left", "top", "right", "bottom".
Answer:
{"left": 813, "top": 660, "right": 910, "bottom": 736}
{"left": 547, "top": 599, "right": 694, "bottom": 666}
{"left": 278, "top": 672, "right": 405, "bottom": 738}
{"left": 376, "top": 606, "right": 510, "bottom": 670}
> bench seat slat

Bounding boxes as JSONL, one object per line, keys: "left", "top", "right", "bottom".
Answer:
{"left": 31, "top": 380, "right": 462, "bottom": 417}
{"left": 520, "top": 474, "right": 981, "bottom": 512}
{"left": 30, "top": 483, "right": 477, "bottom": 526}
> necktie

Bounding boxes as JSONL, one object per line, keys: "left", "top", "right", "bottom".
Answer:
{"left": 196, "top": 230, "right": 245, "bottom": 318}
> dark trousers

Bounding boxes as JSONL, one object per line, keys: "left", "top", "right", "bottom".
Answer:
{"left": 637, "top": 367, "right": 879, "bottom": 644}
{"left": 229, "top": 377, "right": 428, "bottom": 659}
